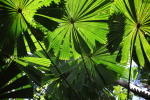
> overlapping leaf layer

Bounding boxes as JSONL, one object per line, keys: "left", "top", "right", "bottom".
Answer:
{"left": 108, "top": 0, "right": 150, "bottom": 67}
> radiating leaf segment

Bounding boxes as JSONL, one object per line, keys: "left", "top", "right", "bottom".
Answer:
{"left": 112, "top": 0, "right": 150, "bottom": 67}
{"left": 0, "top": 0, "right": 150, "bottom": 99}
{"left": 35, "top": 0, "right": 110, "bottom": 60}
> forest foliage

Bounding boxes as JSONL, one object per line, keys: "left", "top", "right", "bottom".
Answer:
{"left": 0, "top": 0, "right": 150, "bottom": 99}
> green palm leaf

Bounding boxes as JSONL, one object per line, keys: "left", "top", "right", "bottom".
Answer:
{"left": 13, "top": 50, "right": 52, "bottom": 86}
{"left": 0, "top": 62, "right": 33, "bottom": 99}
{"left": 0, "top": 0, "right": 55, "bottom": 57}
{"left": 108, "top": 0, "right": 150, "bottom": 67}
{"left": 35, "top": 0, "right": 111, "bottom": 60}
{"left": 19, "top": 57, "right": 51, "bottom": 67}
{"left": 48, "top": 44, "right": 124, "bottom": 99}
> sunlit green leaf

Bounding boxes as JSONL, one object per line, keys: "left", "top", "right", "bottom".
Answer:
{"left": 109, "top": 0, "right": 150, "bottom": 66}
{"left": 35, "top": 0, "right": 111, "bottom": 60}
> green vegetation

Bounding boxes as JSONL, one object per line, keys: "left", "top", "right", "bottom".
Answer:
{"left": 0, "top": 0, "right": 150, "bottom": 99}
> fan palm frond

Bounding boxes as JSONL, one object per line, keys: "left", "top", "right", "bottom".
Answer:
{"left": 0, "top": 0, "right": 56, "bottom": 57}
{"left": 45, "top": 44, "right": 125, "bottom": 99}
{"left": 35, "top": 0, "right": 111, "bottom": 60}
{"left": 108, "top": 0, "right": 150, "bottom": 67}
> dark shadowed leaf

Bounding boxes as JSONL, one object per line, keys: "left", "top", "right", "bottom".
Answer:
{"left": 0, "top": 62, "right": 33, "bottom": 99}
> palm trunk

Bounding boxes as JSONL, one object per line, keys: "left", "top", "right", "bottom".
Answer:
{"left": 116, "top": 79, "right": 150, "bottom": 99}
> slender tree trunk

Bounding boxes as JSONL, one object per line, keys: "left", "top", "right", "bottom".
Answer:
{"left": 116, "top": 79, "right": 150, "bottom": 99}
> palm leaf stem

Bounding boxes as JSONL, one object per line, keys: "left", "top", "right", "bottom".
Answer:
{"left": 19, "top": 13, "right": 81, "bottom": 100}
{"left": 127, "top": 28, "right": 138, "bottom": 99}
{"left": 127, "top": 56, "right": 132, "bottom": 99}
